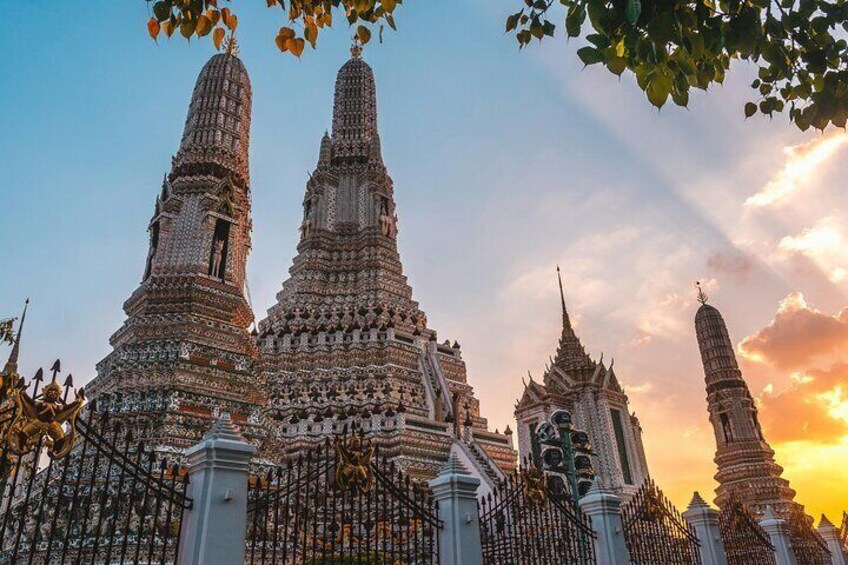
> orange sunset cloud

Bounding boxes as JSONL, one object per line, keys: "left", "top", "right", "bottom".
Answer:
{"left": 734, "top": 293, "right": 848, "bottom": 518}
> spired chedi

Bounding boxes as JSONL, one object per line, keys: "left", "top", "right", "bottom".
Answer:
{"left": 255, "top": 43, "right": 516, "bottom": 482}
{"left": 514, "top": 267, "right": 650, "bottom": 499}
{"left": 693, "top": 284, "right": 806, "bottom": 519}
{"left": 87, "top": 50, "right": 268, "bottom": 448}
{"left": 86, "top": 43, "right": 517, "bottom": 484}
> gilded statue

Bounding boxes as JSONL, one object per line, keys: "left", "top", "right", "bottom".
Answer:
{"left": 6, "top": 378, "right": 85, "bottom": 460}
{"left": 522, "top": 465, "right": 547, "bottom": 508}
{"left": 334, "top": 433, "right": 375, "bottom": 494}
{"left": 639, "top": 488, "right": 666, "bottom": 522}
{"left": 0, "top": 318, "right": 15, "bottom": 347}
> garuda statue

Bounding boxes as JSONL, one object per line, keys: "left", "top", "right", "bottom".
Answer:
{"left": 6, "top": 378, "right": 85, "bottom": 461}
{"left": 522, "top": 464, "right": 548, "bottom": 508}
{"left": 335, "top": 433, "right": 375, "bottom": 494}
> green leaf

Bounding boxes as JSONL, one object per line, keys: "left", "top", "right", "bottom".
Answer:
{"left": 577, "top": 46, "right": 605, "bottom": 65}
{"left": 587, "top": 34, "right": 611, "bottom": 49}
{"left": 565, "top": 5, "right": 586, "bottom": 38}
{"left": 506, "top": 13, "right": 520, "bottom": 32}
{"left": 671, "top": 89, "right": 689, "bottom": 106}
{"left": 625, "top": 0, "right": 642, "bottom": 25}
{"left": 646, "top": 72, "right": 673, "bottom": 108}
{"left": 606, "top": 56, "right": 627, "bottom": 75}
{"left": 153, "top": 1, "right": 171, "bottom": 22}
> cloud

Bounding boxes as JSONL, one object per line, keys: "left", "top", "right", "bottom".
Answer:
{"left": 738, "top": 292, "right": 848, "bottom": 369}
{"left": 706, "top": 250, "right": 754, "bottom": 281}
{"left": 777, "top": 217, "right": 848, "bottom": 283}
{"left": 759, "top": 364, "right": 848, "bottom": 443}
{"left": 745, "top": 133, "right": 848, "bottom": 208}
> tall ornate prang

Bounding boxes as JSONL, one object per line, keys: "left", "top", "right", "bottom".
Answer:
{"left": 514, "top": 267, "right": 650, "bottom": 500}
{"left": 257, "top": 46, "right": 516, "bottom": 485}
{"left": 86, "top": 51, "right": 266, "bottom": 450}
{"left": 694, "top": 289, "right": 802, "bottom": 520}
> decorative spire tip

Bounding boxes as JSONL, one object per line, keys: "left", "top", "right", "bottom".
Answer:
{"left": 223, "top": 35, "right": 240, "bottom": 57}
{"left": 350, "top": 38, "right": 363, "bottom": 59}
{"left": 695, "top": 281, "right": 709, "bottom": 305}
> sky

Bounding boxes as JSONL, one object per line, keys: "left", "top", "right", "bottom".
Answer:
{"left": 2, "top": 1, "right": 847, "bottom": 522}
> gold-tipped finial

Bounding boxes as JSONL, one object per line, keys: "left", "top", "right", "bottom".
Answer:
{"left": 350, "top": 38, "right": 363, "bottom": 59}
{"left": 223, "top": 34, "right": 240, "bottom": 57}
{"left": 695, "top": 281, "right": 709, "bottom": 305}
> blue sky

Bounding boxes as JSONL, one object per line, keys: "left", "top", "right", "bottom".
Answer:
{"left": 3, "top": 1, "right": 848, "bottom": 516}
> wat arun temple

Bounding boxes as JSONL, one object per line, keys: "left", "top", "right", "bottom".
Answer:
{"left": 78, "top": 43, "right": 812, "bottom": 518}
{"left": 3, "top": 35, "right": 832, "bottom": 539}
{"left": 85, "top": 45, "right": 517, "bottom": 486}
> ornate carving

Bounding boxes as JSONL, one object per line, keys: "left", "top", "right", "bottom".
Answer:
{"left": 5, "top": 378, "right": 85, "bottom": 461}
{"left": 334, "top": 432, "right": 375, "bottom": 493}
{"left": 521, "top": 464, "right": 547, "bottom": 508}
{"left": 0, "top": 318, "right": 15, "bottom": 345}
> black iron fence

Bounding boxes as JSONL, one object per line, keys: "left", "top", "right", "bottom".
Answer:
{"left": 841, "top": 512, "right": 847, "bottom": 556}
{"left": 245, "top": 431, "right": 441, "bottom": 564}
{"left": 786, "top": 510, "right": 831, "bottom": 565}
{"left": 839, "top": 512, "right": 848, "bottom": 557}
{"left": 0, "top": 366, "right": 191, "bottom": 565}
{"left": 477, "top": 463, "right": 596, "bottom": 565}
{"left": 718, "top": 496, "right": 776, "bottom": 565}
{"left": 622, "top": 479, "right": 702, "bottom": 565}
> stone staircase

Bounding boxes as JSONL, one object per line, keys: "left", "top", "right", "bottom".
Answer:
{"left": 460, "top": 435, "right": 505, "bottom": 486}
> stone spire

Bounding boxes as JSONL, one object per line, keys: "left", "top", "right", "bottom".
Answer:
{"left": 87, "top": 51, "right": 265, "bottom": 451}
{"left": 257, "top": 48, "right": 516, "bottom": 480}
{"left": 552, "top": 266, "right": 593, "bottom": 371}
{"left": 330, "top": 43, "right": 379, "bottom": 161}
{"left": 4, "top": 298, "right": 28, "bottom": 375}
{"left": 174, "top": 51, "right": 252, "bottom": 186}
{"left": 695, "top": 298, "right": 745, "bottom": 390}
{"left": 694, "top": 296, "right": 802, "bottom": 520}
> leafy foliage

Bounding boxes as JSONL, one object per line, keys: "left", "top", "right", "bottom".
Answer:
{"left": 0, "top": 318, "right": 14, "bottom": 346}
{"left": 145, "top": 0, "right": 400, "bottom": 57}
{"left": 508, "top": 0, "right": 848, "bottom": 130}
{"left": 144, "top": 0, "right": 848, "bottom": 130}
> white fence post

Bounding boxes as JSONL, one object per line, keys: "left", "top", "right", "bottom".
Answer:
{"left": 760, "top": 507, "right": 798, "bottom": 565}
{"left": 578, "top": 480, "right": 632, "bottom": 565}
{"left": 682, "top": 492, "right": 729, "bottom": 565}
{"left": 428, "top": 454, "right": 484, "bottom": 565}
{"left": 177, "top": 413, "right": 256, "bottom": 565}
{"left": 817, "top": 515, "right": 848, "bottom": 565}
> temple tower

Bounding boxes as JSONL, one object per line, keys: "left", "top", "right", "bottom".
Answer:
{"left": 257, "top": 45, "right": 516, "bottom": 485}
{"left": 87, "top": 50, "right": 266, "bottom": 449}
{"left": 514, "top": 268, "right": 649, "bottom": 499}
{"left": 694, "top": 286, "right": 802, "bottom": 519}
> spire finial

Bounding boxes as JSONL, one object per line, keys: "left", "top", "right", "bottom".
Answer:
{"left": 557, "top": 266, "right": 567, "bottom": 319}
{"left": 696, "top": 281, "right": 709, "bottom": 305}
{"left": 350, "top": 38, "right": 363, "bottom": 59}
{"left": 4, "top": 298, "right": 29, "bottom": 374}
{"left": 223, "top": 34, "right": 240, "bottom": 57}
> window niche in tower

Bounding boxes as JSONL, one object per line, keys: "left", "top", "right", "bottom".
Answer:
{"left": 752, "top": 411, "right": 765, "bottom": 441}
{"left": 610, "top": 409, "right": 634, "bottom": 485}
{"left": 144, "top": 222, "right": 160, "bottom": 280}
{"left": 720, "top": 412, "right": 734, "bottom": 443}
{"left": 529, "top": 422, "right": 541, "bottom": 467}
{"left": 208, "top": 218, "right": 231, "bottom": 280}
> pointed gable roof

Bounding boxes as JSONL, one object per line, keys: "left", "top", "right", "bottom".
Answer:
{"left": 515, "top": 373, "right": 549, "bottom": 411}
{"left": 551, "top": 267, "right": 595, "bottom": 373}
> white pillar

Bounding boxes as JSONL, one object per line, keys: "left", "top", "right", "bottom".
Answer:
{"left": 682, "top": 492, "right": 728, "bottom": 565}
{"left": 578, "top": 480, "right": 632, "bottom": 565}
{"left": 817, "top": 515, "right": 847, "bottom": 565}
{"left": 428, "top": 454, "right": 483, "bottom": 565}
{"left": 177, "top": 413, "right": 256, "bottom": 565}
{"left": 760, "top": 506, "right": 798, "bottom": 565}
